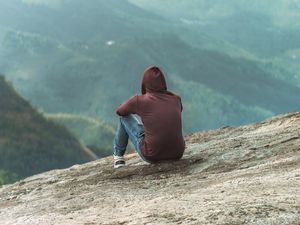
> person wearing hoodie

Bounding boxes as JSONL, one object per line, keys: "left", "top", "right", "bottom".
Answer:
{"left": 113, "top": 65, "right": 185, "bottom": 168}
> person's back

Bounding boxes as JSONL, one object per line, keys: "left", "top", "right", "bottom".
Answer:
{"left": 137, "top": 82, "right": 185, "bottom": 162}
{"left": 114, "top": 66, "right": 185, "bottom": 167}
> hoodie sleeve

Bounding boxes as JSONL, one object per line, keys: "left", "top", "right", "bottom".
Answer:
{"left": 180, "top": 100, "right": 183, "bottom": 112}
{"left": 116, "top": 95, "right": 138, "bottom": 116}
{"left": 179, "top": 97, "right": 183, "bottom": 112}
{"left": 174, "top": 94, "right": 183, "bottom": 112}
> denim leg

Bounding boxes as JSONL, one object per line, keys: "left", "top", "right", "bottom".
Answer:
{"left": 120, "top": 115, "right": 144, "bottom": 149}
{"left": 113, "top": 119, "right": 129, "bottom": 157}
{"left": 113, "top": 114, "right": 151, "bottom": 163}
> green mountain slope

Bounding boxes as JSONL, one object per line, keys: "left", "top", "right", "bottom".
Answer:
{"left": 130, "top": 0, "right": 300, "bottom": 87}
{"left": 130, "top": 0, "right": 300, "bottom": 57}
{"left": 45, "top": 113, "right": 115, "bottom": 157}
{"left": 0, "top": 0, "right": 164, "bottom": 42}
{"left": 0, "top": 75, "right": 90, "bottom": 185}
{"left": 0, "top": 0, "right": 300, "bottom": 135}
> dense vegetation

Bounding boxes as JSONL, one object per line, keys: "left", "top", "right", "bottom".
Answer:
{"left": 1, "top": 0, "right": 299, "bottom": 135}
{"left": 131, "top": 0, "right": 300, "bottom": 88}
{"left": 0, "top": 75, "right": 90, "bottom": 185}
{"left": 45, "top": 113, "right": 115, "bottom": 157}
{"left": 131, "top": 0, "right": 300, "bottom": 57}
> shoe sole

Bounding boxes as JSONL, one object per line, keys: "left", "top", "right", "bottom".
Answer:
{"left": 114, "top": 164, "right": 125, "bottom": 168}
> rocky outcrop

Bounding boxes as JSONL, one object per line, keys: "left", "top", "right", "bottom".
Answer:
{"left": 0, "top": 111, "right": 299, "bottom": 225}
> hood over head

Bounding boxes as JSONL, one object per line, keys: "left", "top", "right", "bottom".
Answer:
{"left": 141, "top": 66, "right": 167, "bottom": 94}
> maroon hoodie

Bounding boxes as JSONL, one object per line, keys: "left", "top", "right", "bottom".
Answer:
{"left": 116, "top": 66, "right": 185, "bottom": 162}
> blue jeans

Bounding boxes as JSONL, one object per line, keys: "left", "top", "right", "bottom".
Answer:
{"left": 113, "top": 114, "right": 151, "bottom": 163}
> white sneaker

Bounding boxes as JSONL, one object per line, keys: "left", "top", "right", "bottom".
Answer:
{"left": 114, "top": 155, "right": 125, "bottom": 168}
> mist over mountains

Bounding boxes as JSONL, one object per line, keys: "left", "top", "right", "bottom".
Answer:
{"left": 1, "top": 0, "right": 300, "bottom": 134}
{"left": 131, "top": 0, "right": 300, "bottom": 56}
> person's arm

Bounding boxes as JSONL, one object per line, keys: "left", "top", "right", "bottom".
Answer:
{"left": 116, "top": 95, "right": 138, "bottom": 116}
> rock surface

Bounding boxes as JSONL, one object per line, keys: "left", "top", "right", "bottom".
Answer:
{"left": 0, "top": 111, "right": 300, "bottom": 225}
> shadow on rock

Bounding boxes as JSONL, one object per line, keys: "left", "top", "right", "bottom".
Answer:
{"left": 107, "top": 155, "right": 205, "bottom": 180}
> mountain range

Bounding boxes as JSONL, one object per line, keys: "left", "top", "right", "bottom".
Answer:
{"left": 1, "top": 0, "right": 300, "bottom": 135}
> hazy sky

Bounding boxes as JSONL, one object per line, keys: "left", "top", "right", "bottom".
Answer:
{"left": 21, "top": 0, "right": 62, "bottom": 8}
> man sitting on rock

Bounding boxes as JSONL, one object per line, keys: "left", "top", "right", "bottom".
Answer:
{"left": 113, "top": 65, "right": 185, "bottom": 168}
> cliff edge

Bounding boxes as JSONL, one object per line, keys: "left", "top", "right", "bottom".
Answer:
{"left": 0, "top": 111, "right": 299, "bottom": 225}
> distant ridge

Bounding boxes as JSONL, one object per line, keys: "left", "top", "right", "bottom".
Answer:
{"left": 45, "top": 113, "right": 115, "bottom": 158}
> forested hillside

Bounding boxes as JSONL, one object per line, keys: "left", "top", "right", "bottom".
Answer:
{"left": 130, "top": 0, "right": 300, "bottom": 86}
{"left": 0, "top": 75, "right": 90, "bottom": 185}
{"left": 1, "top": 0, "right": 300, "bottom": 135}
{"left": 130, "top": 0, "right": 300, "bottom": 56}
{"left": 45, "top": 113, "right": 115, "bottom": 157}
